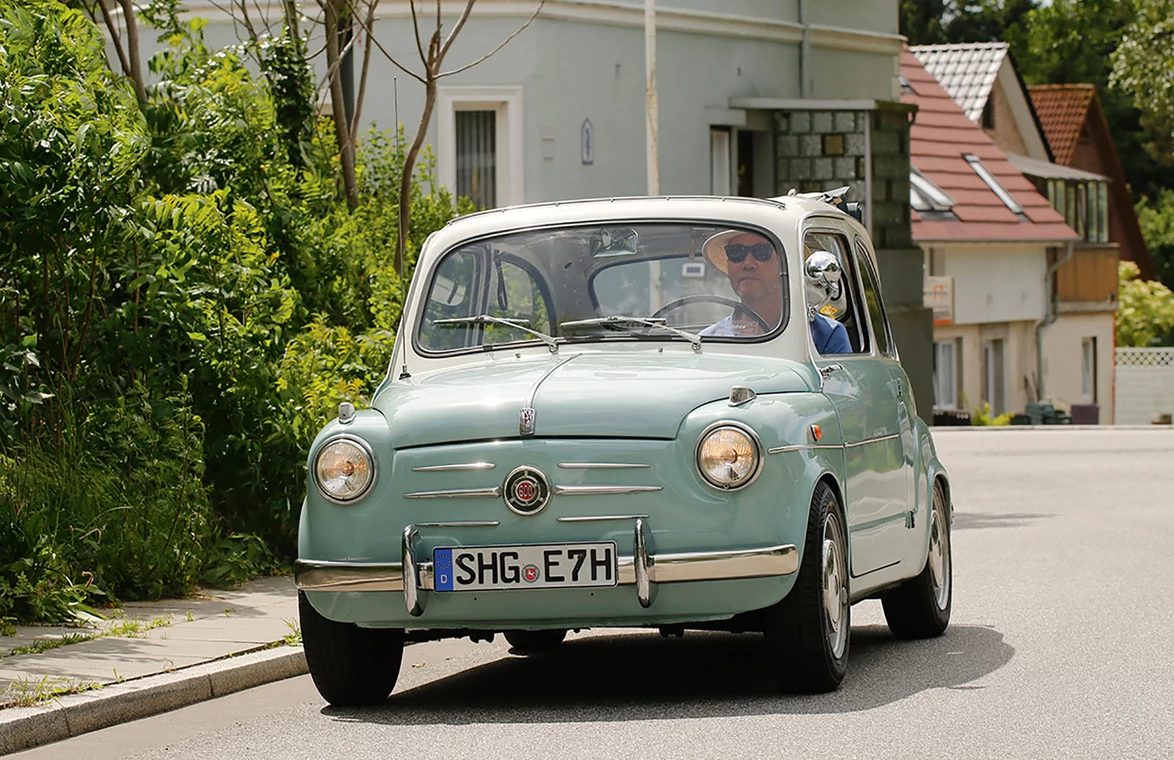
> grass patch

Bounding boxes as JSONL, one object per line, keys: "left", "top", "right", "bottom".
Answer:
{"left": 1, "top": 675, "right": 103, "bottom": 708}
{"left": 1, "top": 616, "right": 173, "bottom": 659}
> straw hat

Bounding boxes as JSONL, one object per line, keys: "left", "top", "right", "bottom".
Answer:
{"left": 702, "top": 230, "right": 774, "bottom": 274}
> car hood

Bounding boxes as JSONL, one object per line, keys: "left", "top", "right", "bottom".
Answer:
{"left": 374, "top": 351, "right": 815, "bottom": 448}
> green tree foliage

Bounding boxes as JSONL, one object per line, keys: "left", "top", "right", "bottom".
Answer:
{"left": 1136, "top": 190, "right": 1174, "bottom": 293}
{"left": 1110, "top": 0, "right": 1174, "bottom": 182}
{"left": 0, "top": 0, "right": 469, "bottom": 622}
{"left": 1117, "top": 262, "right": 1174, "bottom": 347}
{"left": 900, "top": 0, "right": 1035, "bottom": 45}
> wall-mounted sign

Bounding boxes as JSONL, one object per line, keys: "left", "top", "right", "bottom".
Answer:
{"left": 581, "top": 119, "right": 594, "bottom": 165}
{"left": 924, "top": 276, "right": 953, "bottom": 326}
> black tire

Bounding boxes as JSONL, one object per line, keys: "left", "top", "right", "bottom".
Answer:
{"left": 882, "top": 480, "right": 952, "bottom": 639}
{"left": 504, "top": 629, "right": 568, "bottom": 653}
{"left": 763, "top": 480, "right": 850, "bottom": 693}
{"left": 299, "top": 591, "right": 404, "bottom": 706}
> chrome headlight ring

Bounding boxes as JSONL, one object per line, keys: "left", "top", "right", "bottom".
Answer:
{"left": 313, "top": 434, "right": 377, "bottom": 504}
{"left": 695, "top": 421, "right": 764, "bottom": 491}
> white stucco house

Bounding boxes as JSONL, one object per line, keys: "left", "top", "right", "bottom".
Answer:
{"left": 901, "top": 48, "right": 1082, "bottom": 421}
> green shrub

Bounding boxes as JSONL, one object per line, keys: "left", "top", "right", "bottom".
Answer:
{"left": 0, "top": 381, "right": 211, "bottom": 620}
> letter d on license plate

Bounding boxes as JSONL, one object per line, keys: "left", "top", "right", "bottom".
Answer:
{"left": 433, "top": 542, "right": 618, "bottom": 592}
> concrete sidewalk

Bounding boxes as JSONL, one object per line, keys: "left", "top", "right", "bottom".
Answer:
{"left": 0, "top": 576, "right": 305, "bottom": 754}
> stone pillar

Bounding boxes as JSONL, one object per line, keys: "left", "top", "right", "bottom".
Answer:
{"left": 869, "top": 102, "right": 934, "bottom": 424}
{"left": 774, "top": 102, "right": 934, "bottom": 423}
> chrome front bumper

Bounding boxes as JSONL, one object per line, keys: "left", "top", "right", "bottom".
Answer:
{"left": 296, "top": 519, "right": 798, "bottom": 614}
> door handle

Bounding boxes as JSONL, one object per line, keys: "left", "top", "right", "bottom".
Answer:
{"left": 819, "top": 363, "right": 843, "bottom": 379}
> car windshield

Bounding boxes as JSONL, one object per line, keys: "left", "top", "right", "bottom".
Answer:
{"left": 416, "top": 222, "right": 790, "bottom": 354}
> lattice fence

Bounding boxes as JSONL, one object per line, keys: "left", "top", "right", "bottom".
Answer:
{"left": 1115, "top": 348, "right": 1174, "bottom": 424}
{"left": 1117, "top": 348, "right": 1174, "bottom": 368}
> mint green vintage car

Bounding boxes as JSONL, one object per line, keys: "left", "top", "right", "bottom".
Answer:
{"left": 296, "top": 193, "right": 953, "bottom": 705}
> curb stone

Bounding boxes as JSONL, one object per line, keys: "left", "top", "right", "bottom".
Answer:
{"left": 0, "top": 645, "right": 306, "bottom": 756}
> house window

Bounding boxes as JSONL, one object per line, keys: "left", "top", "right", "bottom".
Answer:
{"left": 933, "top": 340, "right": 960, "bottom": 410}
{"left": 1045, "top": 178, "right": 1109, "bottom": 243}
{"left": 1082, "top": 337, "right": 1098, "bottom": 402}
{"left": 711, "top": 128, "right": 732, "bottom": 196}
{"left": 981, "top": 99, "right": 994, "bottom": 130}
{"left": 438, "top": 87, "right": 523, "bottom": 209}
{"left": 456, "top": 110, "right": 496, "bottom": 209}
{"left": 983, "top": 339, "right": 1005, "bottom": 415}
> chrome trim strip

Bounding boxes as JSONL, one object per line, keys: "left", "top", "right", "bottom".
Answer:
{"left": 404, "top": 487, "right": 501, "bottom": 499}
{"left": 767, "top": 434, "right": 900, "bottom": 455}
{"left": 416, "top": 521, "right": 501, "bottom": 528}
{"left": 557, "top": 462, "right": 650, "bottom": 470}
{"left": 556, "top": 514, "right": 650, "bottom": 523}
{"left": 844, "top": 432, "right": 901, "bottom": 448}
{"left": 552, "top": 485, "right": 663, "bottom": 496}
{"left": 767, "top": 443, "right": 808, "bottom": 454}
{"left": 412, "top": 462, "right": 496, "bottom": 472}
{"left": 295, "top": 544, "right": 798, "bottom": 595}
{"left": 403, "top": 527, "right": 422, "bottom": 616}
{"left": 520, "top": 354, "right": 582, "bottom": 433}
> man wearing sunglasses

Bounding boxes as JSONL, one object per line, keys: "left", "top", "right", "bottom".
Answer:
{"left": 699, "top": 230, "right": 785, "bottom": 338}
{"left": 701, "top": 229, "right": 851, "bottom": 354}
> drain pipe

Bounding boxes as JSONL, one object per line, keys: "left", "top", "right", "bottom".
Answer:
{"left": 1035, "top": 241, "right": 1074, "bottom": 401}
{"left": 799, "top": 0, "right": 812, "bottom": 98}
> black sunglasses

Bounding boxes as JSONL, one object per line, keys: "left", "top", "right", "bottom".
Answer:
{"left": 725, "top": 242, "right": 774, "bottom": 263}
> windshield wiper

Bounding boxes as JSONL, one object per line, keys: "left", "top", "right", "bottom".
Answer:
{"left": 559, "top": 315, "right": 702, "bottom": 352}
{"left": 433, "top": 315, "right": 560, "bottom": 353}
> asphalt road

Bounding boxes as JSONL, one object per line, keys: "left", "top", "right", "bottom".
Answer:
{"left": 16, "top": 429, "right": 1174, "bottom": 760}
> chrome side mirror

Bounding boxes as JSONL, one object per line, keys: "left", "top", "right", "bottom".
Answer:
{"left": 804, "top": 251, "right": 843, "bottom": 302}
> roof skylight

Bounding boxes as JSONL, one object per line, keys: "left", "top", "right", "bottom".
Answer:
{"left": 963, "top": 153, "right": 1025, "bottom": 216}
{"left": 910, "top": 168, "right": 955, "bottom": 212}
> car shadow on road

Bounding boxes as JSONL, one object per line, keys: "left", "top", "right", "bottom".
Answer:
{"left": 324, "top": 623, "right": 1013, "bottom": 724}
{"left": 953, "top": 512, "right": 1053, "bottom": 530}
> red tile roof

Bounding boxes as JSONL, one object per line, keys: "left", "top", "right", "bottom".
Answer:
{"left": 1027, "top": 84, "right": 1096, "bottom": 165}
{"left": 902, "top": 49, "right": 1078, "bottom": 243}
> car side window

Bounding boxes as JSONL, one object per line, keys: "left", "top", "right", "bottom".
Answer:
{"left": 802, "top": 230, "right": 869, "bottom": 355}
{"left": 853, "top": 238, "right": 894, "bottom": 358}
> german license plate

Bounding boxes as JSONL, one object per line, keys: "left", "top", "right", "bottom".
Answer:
{"left": 432, "top": 542, "right": 618, "bottom": 592}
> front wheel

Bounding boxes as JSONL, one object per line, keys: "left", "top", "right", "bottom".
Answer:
{"left": 299, "top": 591, "right": 404, "bottom": 706}
{"left": 763, "top": 481, "right": 850, "bottom": 693}
{"left": 504, "top": 629, "right": 567, "bottom": 653}
{"left": 881, "top": 480, "right": 952, "bottom": 639}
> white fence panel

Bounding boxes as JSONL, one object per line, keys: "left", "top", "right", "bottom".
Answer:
{"left": 1115, "top": 348, "right": 1174, "bottom": 425}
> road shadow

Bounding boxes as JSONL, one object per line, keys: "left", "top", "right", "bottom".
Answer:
{"left": 324, "top": 623, "right": 1013, "bottom": 724}
{"left": 953, "top": 512, "right": 1053, "bottom": 531}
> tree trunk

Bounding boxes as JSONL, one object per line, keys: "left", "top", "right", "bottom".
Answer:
{"left": 116, "top": 0, "right": 147, "bottom": 101}
{"left": 397, "top": 77, "right": 437, "bottom": 276}
{"left": 325, "top": 0, "right": 360, "bottom": 209}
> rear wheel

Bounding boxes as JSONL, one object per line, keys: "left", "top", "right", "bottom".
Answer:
{"left": 882, "top": 480, "right": 952, "bottom": 639}
{"left": 763, "top": 481, "right": 850, "bottom": 693}
{"left": 504, "top": 629, "right": 568, "bottom": 653}
{"left": 299, "top": 591, "right": 404, "bottom": 706}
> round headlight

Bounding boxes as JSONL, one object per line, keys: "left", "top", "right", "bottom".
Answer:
{"left": 696, "top": 423, "right": 762, "bottom": 490}
{"left": 314, "top": 436, "right": 376, "bottom": 502}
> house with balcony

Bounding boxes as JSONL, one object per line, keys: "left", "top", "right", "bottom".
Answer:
{"left": 900, "top": 48, "right": 1081, "bottom": 422}
{"left": 910, "top": 42, "right": 1123, "bottom": 422}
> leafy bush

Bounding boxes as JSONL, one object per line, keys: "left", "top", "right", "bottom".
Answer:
{"left": 0, "top": 382, "right": 211, "bottom": 620}
{"left": 0, "top": 0, "right": 474, "bottom": 620}
{"left": 1117, "top": 261, "right": 1174, "bottom": 347}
